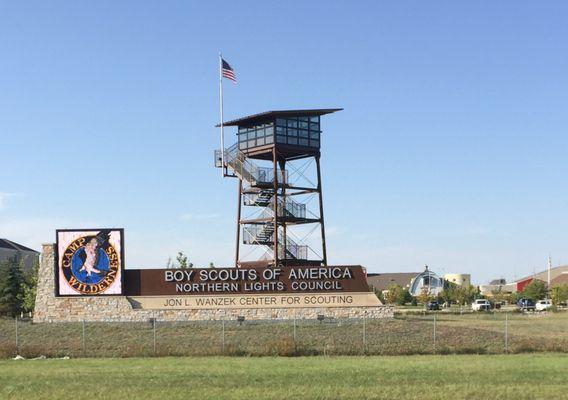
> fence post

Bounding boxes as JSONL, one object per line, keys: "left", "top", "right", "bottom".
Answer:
{"left": 363, "top": 314, "right": 367, "bottom": 355}
{"left": 153, "top": 318, "right": 157, "bottom": 355}
{"left": 82, "top": 320, "right": 86, "bottom": 357}
{"left": 433, "top": 314, "right": 437, "bottom": 353}
{"left": 15, "top": 316, "right": 18, "bottom": 355}
{"left": 221, "top": 317, "right": 225, "bottom": 354}
{"left": 293, "top": 313, "right": 297, "bottom": 354}
{"left": 504, "top": 313, "right": 508, "bottom": 353}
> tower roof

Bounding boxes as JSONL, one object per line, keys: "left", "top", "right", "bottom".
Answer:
{"left": 216, "top": 108, "right": 342, "bottom": 127}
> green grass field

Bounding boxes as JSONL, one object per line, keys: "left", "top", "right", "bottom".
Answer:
{"left": 2, "top": 312, "right": 568, "bottom": 357}
{"left": 1, "top": 354, "right": 567, "bottom": 399}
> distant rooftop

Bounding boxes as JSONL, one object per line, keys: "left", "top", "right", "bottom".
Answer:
{"left": 0, "top": 239, "right": 39, "bottom": 253}
{"left": 216, "top": 108, "right": 342, "bottom": 127}
{"left": 551, "top": 273, "right": 568, "bottom": 287}
{"left": 511, "top": 265, "right": 568, "bottom": 285}
{"left": 366, "top": 272, "right": 421, "bottom": 291}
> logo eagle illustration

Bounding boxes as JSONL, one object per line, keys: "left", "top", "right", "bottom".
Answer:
{"left": 78, "top": 230, "right": 112, "bottom": 276}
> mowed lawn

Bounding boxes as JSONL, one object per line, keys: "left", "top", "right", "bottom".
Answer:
{"left": 1, "top": 354, "right": 567, "bottom": 400}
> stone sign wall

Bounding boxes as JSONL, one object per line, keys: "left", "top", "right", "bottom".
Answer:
{"left": 34, "top": 244, "right": 393, "bottom": 322}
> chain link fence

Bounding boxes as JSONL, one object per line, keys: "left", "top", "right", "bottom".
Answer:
{"left": 1, "top": 312, "right": 567, "bottom": 358}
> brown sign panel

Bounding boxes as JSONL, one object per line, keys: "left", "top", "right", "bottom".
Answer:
{"left": 124, "top": 265, "right": 370, "bottom": 296}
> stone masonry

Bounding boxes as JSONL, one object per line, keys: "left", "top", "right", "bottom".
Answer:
{"left": 34, "top": 244, "right": 394, "bottom": 322}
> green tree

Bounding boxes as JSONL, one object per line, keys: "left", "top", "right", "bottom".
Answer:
{"left": 176, "top": 252, "right": 193, "bottom": 269}
{"left": 521, "top": 280, "right": 547, "bottom": 301}
{"left": 402, "top": 289, "right": 413, "bottom": 305}
{"left": 385, "top": 284, "right": 410, "bottom": 305}
{"left": 417, "top": 286, "right": 434, "bottom": 305}
{"left": 491, "top": 287, "right": 507, "bottom": 305}
{"left": 551, "top": 284, "right": 568, "bottom": 306}
{"left": 509, "top": 291, "right": 522, "bottom": 304}
{"left": 371, "top": 286, "right": 385, "bottom": 304}
{"left": 21, "top": 259, "right": 39, "bottom": 313}
{"left": 454, "top": 285, "right": 479, "bottom": 306}
{"left": 439, "top": 282, "right": 458, "bottom": 305}
{"left": 0, "top": 258, "right": 25, "bottom": 316}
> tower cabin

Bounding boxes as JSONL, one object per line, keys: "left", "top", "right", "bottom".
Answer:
{"left": 215, "top": 108, "right": 341, "bottom": 268}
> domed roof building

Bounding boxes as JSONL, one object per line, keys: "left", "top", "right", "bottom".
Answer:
{"left": 409, "top": 265, "right": 444, "bottom": 297}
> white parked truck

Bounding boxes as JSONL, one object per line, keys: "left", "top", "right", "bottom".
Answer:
{"left": 471, "top": 299, "right": 492, "bottom": 311}
{"left": 535, "top": 299, "right": 552, "bottom": 311}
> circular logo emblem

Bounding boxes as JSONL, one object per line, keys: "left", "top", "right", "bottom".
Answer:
{"left": 61, "top": 234, "right": 120, "bottom": 295}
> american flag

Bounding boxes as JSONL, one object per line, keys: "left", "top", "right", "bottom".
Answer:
{"left": 221, "top": 58, "right": 237, "bottom": 83}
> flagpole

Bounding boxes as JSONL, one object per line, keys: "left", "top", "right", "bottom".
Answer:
{"left": 219, "top": 52, "right": 225, "bottom": 177}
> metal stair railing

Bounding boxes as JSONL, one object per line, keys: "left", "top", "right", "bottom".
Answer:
{"left": 226, "top": 144, "right": 259, "bottom": 184}
{"left": 278, "top": 197, "right": 306, "bottom": 219}
{"left": 243, "top": 194, "right": 306, "bottom": 219}
{"left": 215, "top": 144, "right": 288, "bottom": 186}
{"left": 267, "top": 197, "right": 306, "bottom": 219}
{"left": 214, "top": 144, "right": 259, "bottom": 184}
{"left": 242, "top": 222, "right": 309, "bottom": 260}
{"left": 278, "top": 240, "right": 308, "bottom": 260}
{"left": 243, "top": 189, "right": 273, "bottom": 206}
{"left": 242, "top": 224, "right": 274, "bottom": 245}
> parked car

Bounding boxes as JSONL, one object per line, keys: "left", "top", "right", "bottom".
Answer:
{"left": 535, "top": 299, "right": 552, "bottom": 312}
{"left": 425, "top": 301, "right": 440, "bottom": 311}
{"left": 517, "top": 298, "right": 536, "bottom": 311}
{"left": 471, "top": 299, "right": 492, "bottom": 311}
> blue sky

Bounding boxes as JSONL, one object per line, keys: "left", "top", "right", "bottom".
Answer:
{"left": 1, "top": 1, "right": 567, "bottom": 284}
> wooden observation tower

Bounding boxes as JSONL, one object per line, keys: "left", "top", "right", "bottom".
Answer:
{"left": 215, "top": 109, "right": 341, "bottom": 268}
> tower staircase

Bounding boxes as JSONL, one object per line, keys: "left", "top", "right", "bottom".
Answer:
{"left": 216, "top": 144, "right": 310, "bottom": 261}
